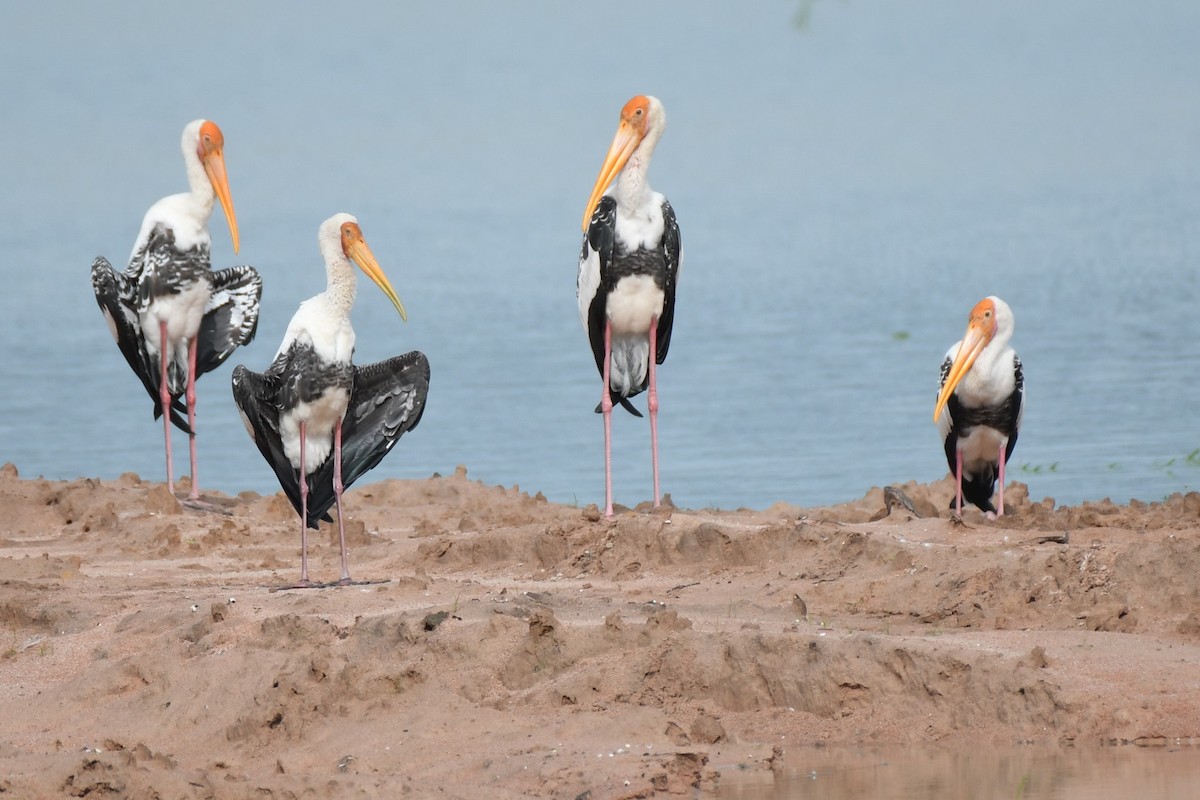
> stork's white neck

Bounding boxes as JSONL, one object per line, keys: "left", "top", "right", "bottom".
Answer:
{"left": 318, "top": 238, "right": 357, "bottom": 318}
{"left": 615, "top": 156, "right": 651, "bottom": 212}
{"left": 182, "top": 160, "right": 215, "bottom": 216}
{"left": 614, "top": 128, "right": 663, "bottom": 214}
{"left": 974, "top": 336, "right": 1011, "bottom": 378}
{"left": 129, "top": 123, "right": 216, "bottom": 260}
{"left": 957, "top": 319, "right": 1016, "bottom": 403}
{"left": 614, "top": 97, "right": 665, "bottom": 213}
{"left": 177, "top": 120, "right": 216, "bottom": 225}
{"left": 979, "top": 299, "right": 1015, "bottom": 373}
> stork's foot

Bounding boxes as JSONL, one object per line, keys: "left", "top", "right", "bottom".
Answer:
{"left": 603, "top": 502, "right": 632, "bottom": 519}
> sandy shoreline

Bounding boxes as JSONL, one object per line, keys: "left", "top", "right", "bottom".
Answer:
{"left": 1, "top": 462, "right": 1198, "bottom": 797}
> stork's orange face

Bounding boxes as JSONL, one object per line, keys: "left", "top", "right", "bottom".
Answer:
{"left": 340, "top": 221, "right": 407, "bottom": 321}
{"left": 581, "top": 95, "right": 652, "bottom": 231}
{"left": 196, "top": 120, "right": 240, "bottom": 253}
{"left": 933, "top": 298, "right": 999, "bottom": 422}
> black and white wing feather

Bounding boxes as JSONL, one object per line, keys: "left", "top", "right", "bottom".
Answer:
{"left": 579, "top": 196, "right": 642, "bottom": 417}
{"left": 654, "top": 198, "right": 681, "bottom": 363}
{"left": 304, "top": 351, "right": 431, "bottom": 527}
{"left": 580, "top": 196, "right": 615, "bottom": 377}
{"left": 230, "top": 363, "right": 334, "bottom": 527}
{"left": 197, "top": 265, "right": 262, "bottom": 378}
{"left": 91, "top": 256, "right": 189, "bottom": 432}
{"left": 1005, "top": 354, "right": 1024, "bottom": 462}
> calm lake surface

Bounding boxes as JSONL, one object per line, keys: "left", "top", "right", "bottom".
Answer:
{"left": 1, "top": 1, "right": 1198, "bottom": 511}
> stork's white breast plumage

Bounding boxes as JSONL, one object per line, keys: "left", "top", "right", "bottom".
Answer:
{"left": 937, "top": 340, "right": 1021, "bottom": 467}
{"left": 276, "top": 295, "right": 358, "bottom": 366}
{"left": 607, "top": 275, "right": 665, "bottom": 335}
{"left": 131, "top": 192, "right": 214, "bottom": 263}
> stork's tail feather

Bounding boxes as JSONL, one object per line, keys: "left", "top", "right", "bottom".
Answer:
{"left": 954, "top": 468, "right": 998, "bottom": 514}
{"left": 594, "top": 397, "right": 643, "bottom": 417}
{"left": 153, "top": 397, "right": 193, "bottom": 435}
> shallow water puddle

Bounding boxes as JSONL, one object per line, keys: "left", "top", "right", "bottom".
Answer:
{"left": 713, "top": 743, "right": 1200, "bottom": 799}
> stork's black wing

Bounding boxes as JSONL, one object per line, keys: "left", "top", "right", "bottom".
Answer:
{"left": 1004, "top": 354, "right": 1024, "bottom": 463}
{"left": 583, "top": 196, "right": 616, "bottom": 379}
{"left": 581, "top": 196, "right": 641, "bottom": 417}
{"left": 91, "top": 256, "right": 189, "bottom": 432}
{"left": 303, "top": 351, "right": 431, "bottom": 527}
{"left": 197, "top": 265, "right": 262, "bottom": 378}
{"left": 231, "top": 364, "right": 333, "bottom": 527}
{"left": 655, "top": 198, "right": 681, "bottom": 363}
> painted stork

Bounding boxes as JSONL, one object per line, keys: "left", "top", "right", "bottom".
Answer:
{"left": 232, "top": 213, "right": 430, "bottom": 589}
{"left": 933, "top": 296, "right": 1024, "bottom": 517}
{"left": 91, "top": 119, "right": 261, "bottom": 502}
{"left": 577, "top": 95, "right": 681, "bottom": 518}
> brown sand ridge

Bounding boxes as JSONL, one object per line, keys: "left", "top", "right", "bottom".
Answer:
{"left": 0, "top": 460, "right": 1198, "bottom": 797}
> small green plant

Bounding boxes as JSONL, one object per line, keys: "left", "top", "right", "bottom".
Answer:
{"left": 1153, "top": 450, "right": 1200, "bottom": 478}
{"left": 792, "top": 0, "right": 819, "bottom": 31}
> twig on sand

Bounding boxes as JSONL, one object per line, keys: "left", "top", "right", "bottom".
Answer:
{"left": 883, "top": 486, "right": 921, "bottom": 518}
{"left": 1030, "top": 531, "right": 1070, "bottom": 545}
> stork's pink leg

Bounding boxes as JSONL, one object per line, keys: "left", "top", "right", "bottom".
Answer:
{"left": 601, "top": 319, "right": 614, "bottom": 518}
{"left": 186, "top": 336, "right": 200, "bottom": 500}
{"left": 333, "top": 419, "right": 351, "bottom": 584}
{"left": 647, "top": 316, "right": 661, "bottom": 508}
{"left": 298, "top": 421, "right": 311, "bottom": 585}
{"left": 159, "top": 321, "right": 175, "bottom": 494}
{"left": 955, "top": 448, "right": 964, "bottom": 517}
{"left": 997, "top": 442, "right": 1007, "bottom": 517}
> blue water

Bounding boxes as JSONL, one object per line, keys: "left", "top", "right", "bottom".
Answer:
{"left": 1, "top": 1, "right": 1198, "bottom": 511}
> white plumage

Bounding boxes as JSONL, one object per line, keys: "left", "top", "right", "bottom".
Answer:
{"left": 91, "top": 119, "right": 260, "bottom": 502}
{"left": 934, "top": 296, "right": 1025, "bottom": 517}
{"left": 232, "top": 213, "right": 429, "bottom": 589}
{"left": 577, "top": 95, "right": 682, "bottom": 518}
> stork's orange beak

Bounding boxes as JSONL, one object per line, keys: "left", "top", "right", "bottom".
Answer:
{"left": 933, "top": 299, "right": 998, "bottom": 421}
{"left": 581, "top": 97, "right": 652, "bottom": 231}
{"left": 582, "top": 119, "right": 642, "bottom": 232}
{"left": 197, "top": 120, "right": 240, "bottom": 254}
{"left": 341, "top": 222, "right": 407, "bottom": 321}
